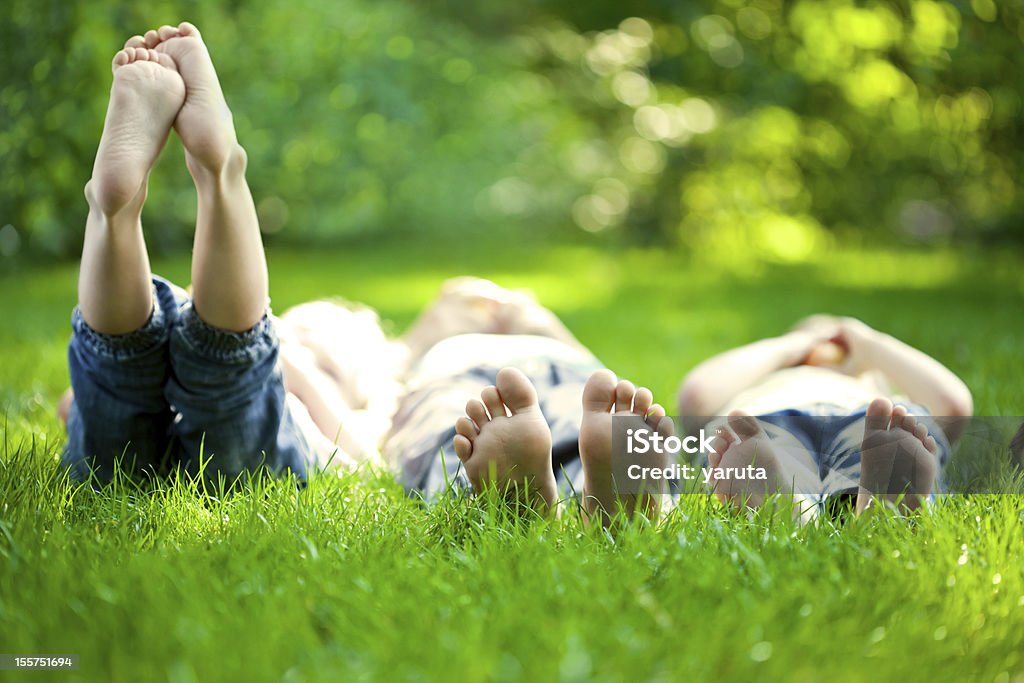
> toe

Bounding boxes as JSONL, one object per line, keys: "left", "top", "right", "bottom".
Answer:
{"left": 614, "top": 380, "right": 636, "bottom": 413}
{"left": 653, "top": 410, "right": 674, "bottom": 439}
{"left": 865, "top": 397, "right": 893, "bottom": 432}
{"left": 728, "top": 410, "right": 767, "bottom": 440}
{"left": 924, "top": 435, "right": 938, "bottom": 455}
{"left": 645, "top": 403, "right": 665, "bottom": 430}
{"left": 891, "top": 404, "right": 908, "bottom": 429}
{"left": 708, "top": 428, "right": 736, "bottom": 468}
{"left": 582, "top": 369, "right": 617, "bottom": 413}
{"left": 455, "top": 416, "right": 478, "bottom": 441}
{"left": 466, "top": 399, "right": 489, "bottom": 427}
{"left": 481, "top": 386, "right": 506, "bottom": 419}
{"left": 178, "top": 21, "right": 201, "bottom": 38}
{"left": 454, "top": 435, "right": 473, "bottom": 464}
{"left": 112, "top": 50, "right": 130, "bottom": 69}
{"left": 901, "top": 414, "right": 918, "bottom": 435}
{"left": 124, "top": 35, "right": 146, "bottom": 49}
{"left": 495, "top": 367, "right": 539, "bottom": 414}
{"left": 158, "top": 24, "right": 179, "bottom": 41}
{"left": 913, "top": 422, "right": 929, "bottom": 442}
{"left": 144, "top": 29, "right": 160, "bottom": 48}
{"left": 633, "top": 387, "right": 653, "bottom": 417}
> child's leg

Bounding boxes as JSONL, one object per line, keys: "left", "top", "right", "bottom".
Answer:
{"left": 133, "top": 23, "right": 267, "bottom": 332}
{"left": 64, "top": 47, "right": 186, "bottom": 480}
{"left": 79, "top": 47, "right": 184, "bottom": 335}
{"left": 132, "top": 24, "right": 314, "bottom": 481}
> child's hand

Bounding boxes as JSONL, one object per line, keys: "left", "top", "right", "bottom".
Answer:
{"left": 788, "top": 315, "right": 880, "bottom": 372}
{"left": 832, "top": 317, "right": 881, "bottom": 375}
{"left": 785, "top": 325, "right": 844, "bottom": 367}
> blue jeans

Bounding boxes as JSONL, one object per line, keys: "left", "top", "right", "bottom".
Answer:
{"left": 62, "top": 276, "right": 315, "bottom": 484}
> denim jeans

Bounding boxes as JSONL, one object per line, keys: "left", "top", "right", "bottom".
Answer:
{"left": 62, "top": 276, "right": 315, "bottom": 484}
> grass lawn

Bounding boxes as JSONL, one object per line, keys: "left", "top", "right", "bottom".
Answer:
{"left": 1, "top": 242, "right": 1023, "bottom": 682}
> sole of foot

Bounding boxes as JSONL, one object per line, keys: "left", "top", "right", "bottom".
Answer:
{"left": 578, "top": 370, "right": 672, "bottom": 526}
{"left": 707, "top": 412, "right": 793, "bottom": 510}
{"left": 857, "top": 397, "right": 937, "bottom": 513}
{"left": 454, "top": 367, "right": 557, "bottom": 510}
{"left": 89, "top": 47, "right": 185, "bottom": 215}
{"left": 126, "top": 22, "right": 239, "bottom": 174}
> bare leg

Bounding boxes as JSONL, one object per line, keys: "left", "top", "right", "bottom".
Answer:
{"left": 129, "top": 23, "right": 266, "bottom": 332}
{"left": 79, "top": 48, "right": 185, "bottom": 334}
{"left": 279, "top": 343, "right": 386, "bottom": 462}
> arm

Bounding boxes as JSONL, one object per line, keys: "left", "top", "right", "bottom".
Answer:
{"left": 677, "top": 331, "right": 825, "bottom": 432}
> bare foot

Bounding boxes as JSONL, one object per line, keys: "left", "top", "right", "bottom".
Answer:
{"left": 127, "top": 23, "right": 238, "bottom": 173}
{"left": 857, "top": 398, "right": 937, "bottom": 513}
{"left": 57, "top": 388, "right": 74, "bottom": 428}
{"left": 707, "top": 412, "right": 793, "bottom": 510}
{"left": 453, "top": 368, "right": 557, "bottom": 509}
{"left": 578, "top": 370, "right": 673, "bottom": 526}
{"left": 89, "top": 47, "right": 185, "bottom": 214}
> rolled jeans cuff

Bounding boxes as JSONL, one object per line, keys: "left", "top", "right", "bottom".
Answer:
{"left": 69, "top": 283, "right": 170, "bottom": 361}
{"left": 175, "top": 303, "right": 276, "bottom": 364}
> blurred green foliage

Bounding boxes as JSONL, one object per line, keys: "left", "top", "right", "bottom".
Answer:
{"left": 1, "top": 0, "right": 1022, "bottom": 260}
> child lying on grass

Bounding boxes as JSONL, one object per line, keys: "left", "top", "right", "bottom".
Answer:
{"left": 60, "top": 23, "right": 672, "bottom": 525}
{"left": 677, "top": 316, "right": 974, "bottom": 515}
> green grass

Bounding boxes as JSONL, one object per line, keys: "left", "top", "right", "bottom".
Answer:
{"left": 2, "top": 243, "right": 1023, "bottom": 682}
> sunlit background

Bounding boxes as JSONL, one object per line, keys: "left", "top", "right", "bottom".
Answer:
{"left": 1, "top": 0, "right": 1022, "bottom": 262}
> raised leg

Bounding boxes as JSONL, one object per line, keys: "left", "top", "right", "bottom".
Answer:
{"left": 131, "top": 22, "right": 267, "bottom": 332}
{"left": 105, "top": 23, "right": 316, "bottom": 481}
{"left": 79, "top": 47, "right": 184, "bottom": 334}
{"left": 64, "top": 46, "right": 186, "bottom": 480}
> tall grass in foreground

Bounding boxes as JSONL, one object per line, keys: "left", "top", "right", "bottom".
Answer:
{"left": 1, "top": 434, "right": 1022, "bottom": 682}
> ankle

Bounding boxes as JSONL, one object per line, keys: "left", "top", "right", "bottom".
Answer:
{"left": 186, "top": 142, "right": 247, "bottom": 185}
{"left": 84, "top": 178, "right": 146, "bottom": 219}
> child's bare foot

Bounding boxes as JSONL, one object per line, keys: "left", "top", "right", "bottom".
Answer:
{"left": 857, "top": 398, "right": 938, "bottom": 513}
{"left": 453, "top": 368, "right": 557, "bottom": 509}
{"left": 707, "top": 412, "right": 793, "bottom": 509}
{"left": 578, "top": 370, "right": 673, "bottom": 525}
{"left": 89, "top": 47, "right": 185, "bottom": 214}
{"left": 127, "top": 23, "right": 238, "bottom": 173}
{"left": 57, "top": 388, "right": 74, "bottom": 428}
